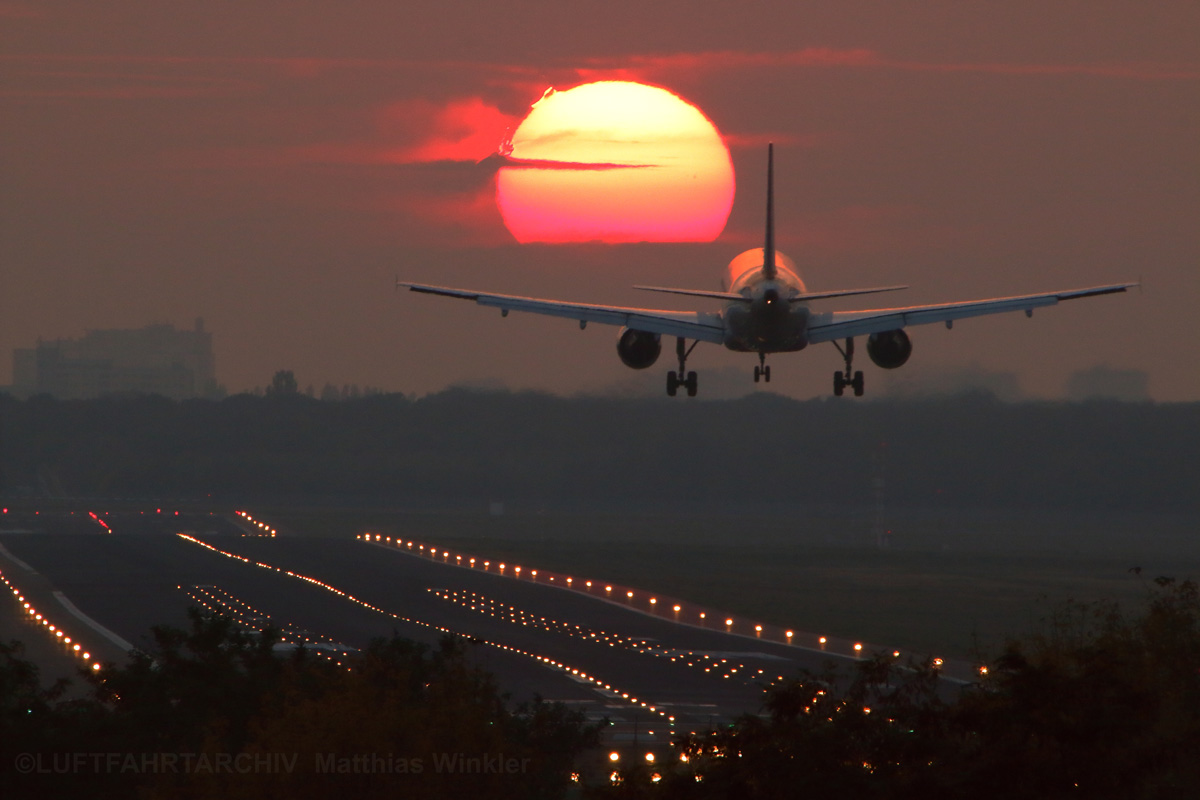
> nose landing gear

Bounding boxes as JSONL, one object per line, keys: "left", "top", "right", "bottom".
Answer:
{"left": 753, "top": 352, "right": 771, "bottom": 383}
{"left": 832, "top": 337, "right": 864, "bottom": 397}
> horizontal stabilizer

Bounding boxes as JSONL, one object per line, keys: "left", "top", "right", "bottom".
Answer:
{"left": 792, "top": 285, "right": 909, "bottom": 301}
{"left": 632, "top": 284, "right": 909, "bottom": 302}
{"left": 632, "top": 285, "right": 749, "bottom": 301}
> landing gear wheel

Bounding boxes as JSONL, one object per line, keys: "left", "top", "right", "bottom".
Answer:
{"left": 832, "top": 338, "right": 863, "bottom": 397}
{"left": 753, "top": 366, "right": 762, "bottom": 383}
{"left": 763, "top": 365, "right": 771, "bottom": 383}
{"left": 667, "top": 337, "right": 701, "bottom": 398}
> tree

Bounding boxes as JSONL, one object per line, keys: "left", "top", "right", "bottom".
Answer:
{"left": 266, "top": 370, "right": 299, "bottom": 396}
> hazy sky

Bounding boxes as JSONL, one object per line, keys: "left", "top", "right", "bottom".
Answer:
{"left": 3, "top": 2, "right": 1197, "bottom": 400}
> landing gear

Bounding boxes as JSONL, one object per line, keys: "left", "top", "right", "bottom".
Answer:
{"left": 754, "top": 353, "right": 771, "bottom": 383}
{"left": 667, "top": 370, "right": 698, "bottom": 397}
{"left": 833, "top": 370, "right": 863, "bottom": 397}
{"left": 832, "top": 337, "right": 865, "bottom": 397}
{"left": 666, "top": 337, "right": 699, "bottom": 397}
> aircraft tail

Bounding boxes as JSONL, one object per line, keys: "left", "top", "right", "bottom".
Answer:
{"left": 763, "top": 143, "right": 777, "bottom": 281}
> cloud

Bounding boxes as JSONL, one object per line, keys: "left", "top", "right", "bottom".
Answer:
{"left": 574, "top": 48, "right": 1200, "bottom": 84}
{"left": 382, "top": 97, "right": 520, "bottom": 164}
{"left": 574, "top": 47, "right": 881, "bottom": 83}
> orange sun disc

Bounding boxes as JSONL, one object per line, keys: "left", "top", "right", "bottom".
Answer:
{"left": 496, "top": 81, "right": 735, "bottom": 244}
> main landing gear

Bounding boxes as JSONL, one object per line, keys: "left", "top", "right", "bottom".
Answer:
{"left": 832, "top": 337, "right": 864, "bottom": 397}
{"left": 754, "top": 352, "right": 771, "bottom": 383}
{"left": 666, "top": 337, "right": 698, "bottom": 397}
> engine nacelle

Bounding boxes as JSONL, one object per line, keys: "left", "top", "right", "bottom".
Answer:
{"left": 867, "top": 329, "right": 912, "bottom": 369}
{"left": 616, "top": 328, "right": 662, "bottom": 370}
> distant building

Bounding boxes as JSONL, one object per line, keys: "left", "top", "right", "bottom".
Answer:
{"left": 10, "top": 319, "right": 218, "bottom": 400}
{"left": 1066, "top": 365, "right": 1150, "bottom": 402}
{"left": 882, "top": 364, "right": 1023, "bottom": 401}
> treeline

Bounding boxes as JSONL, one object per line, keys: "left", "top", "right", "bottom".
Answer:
{"left": 1, "top": 615, "right": 596, "bottom": 799}
{"left": 5, "top": 579, "right": 1199, "bottom": 798}
{"left": 0, "top": 390, "right": 1196, "bottom": 512}
{"left": 592, "top": 578, "right": 1200, "bottom": 798}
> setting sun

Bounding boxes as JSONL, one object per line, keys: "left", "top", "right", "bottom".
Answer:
{"left": 496, "top": 81, "right": 734, "bottom": 243}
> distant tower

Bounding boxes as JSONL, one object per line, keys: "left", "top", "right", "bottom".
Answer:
{"left": 870, "top": 441, "right": 890, "bottom": 549}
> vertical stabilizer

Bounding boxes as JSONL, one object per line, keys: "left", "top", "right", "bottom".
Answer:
{"left": 763, "top": 144, "right": 777, "bottom": 280}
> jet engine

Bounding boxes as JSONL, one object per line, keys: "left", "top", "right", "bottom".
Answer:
{"left": 866, "top": 329, "right": 912, "bottom": 369}
{"left": 616, "top": 328, "right": 662, "bottom": 369}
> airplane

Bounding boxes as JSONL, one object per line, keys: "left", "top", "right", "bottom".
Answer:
{"left": 401, "top": 145, "right": 1135, "bottom": 397}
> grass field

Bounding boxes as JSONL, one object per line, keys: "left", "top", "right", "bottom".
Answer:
{"left": 265, "top": 506, "right": 1199, "bottom": 659}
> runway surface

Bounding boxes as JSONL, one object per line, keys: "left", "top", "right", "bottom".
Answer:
{"left": 1, "top": 509, "right": 979, "bottom": 746}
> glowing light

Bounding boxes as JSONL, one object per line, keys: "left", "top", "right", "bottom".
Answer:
{"left": 496, "top": 81, "right": 734, "bottom": 243}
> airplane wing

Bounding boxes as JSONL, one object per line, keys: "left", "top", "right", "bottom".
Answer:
{"left": 401, "top": 283, "right": 727, "bottom": 343}
{"left": 806, "top": 283, "right": 1136, "bottom": 343}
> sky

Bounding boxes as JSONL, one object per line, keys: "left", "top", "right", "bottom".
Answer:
{"left": 2, "top": 1, "right": 1197, "bottom": 401}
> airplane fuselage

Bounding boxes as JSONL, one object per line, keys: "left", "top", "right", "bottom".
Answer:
{"left": 720, "top": 247, "right": 810, "bottom": 353}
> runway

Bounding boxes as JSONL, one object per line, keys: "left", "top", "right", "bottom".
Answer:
{"left": 0, "top": 509, "right": 981, "bottom": 748}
